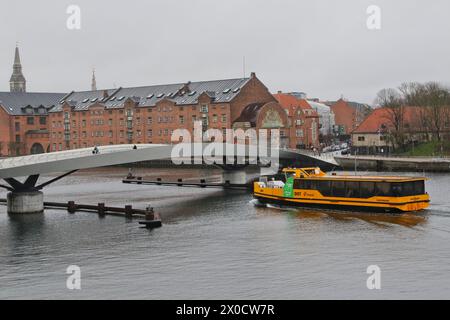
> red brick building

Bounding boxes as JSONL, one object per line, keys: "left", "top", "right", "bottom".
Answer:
{"left": 350, "top": 106, "right": 446, "bottom": 155}
{"left": 47, "top": 73, "right": 292, "bottom": 152}
{"left": 0, "top": 44, "right": 298, "bottom": 155}
{"left": 327, "top": 99, "right": 372, "bottom": 135}
{"left": 0, "top": 92, "right": 65, "bottom": 156}
{"left": 272, "top": 92, "right": 320, "bottom": 149}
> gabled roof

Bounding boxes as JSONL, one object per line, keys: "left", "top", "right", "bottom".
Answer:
{"left": 0, "top": 92, "right": 66, "bottom": 115}
{"left": 51, "top": 77, "right": 251, "bottom": 112}
{"left": 326, "top": 99, "right": 372, "bottom": 112}
{"left": 273, "top": 93, "right": 317, "bottom": 117}
{"left": 352, "top": 106, "right": 424, "bottom": 134}
{"left": 51, "top": 89, "right": 117, "bottom": 111}
{"left": 233, "top": 103, "right": 265, "bottom": 126}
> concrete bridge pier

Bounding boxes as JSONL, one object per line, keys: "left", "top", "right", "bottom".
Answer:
{"left": 1, "top": 170, "right": 77, "bottom": 214}
{"left": 7, "top": 191, "right": 44, "bottom": 214}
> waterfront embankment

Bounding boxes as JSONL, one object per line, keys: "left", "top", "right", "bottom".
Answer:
{"left": 335, "top": 155, "right": 450, "bottom": 172}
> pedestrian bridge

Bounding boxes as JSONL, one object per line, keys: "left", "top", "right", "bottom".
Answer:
{"left": 0, "top": 143, "right": 337, "bottom": 179}
{"left": 0, "top": 143, "right": 338, "bottom": 214}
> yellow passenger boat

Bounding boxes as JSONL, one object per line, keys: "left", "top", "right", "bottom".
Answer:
{"left": 253, "top": 167, "right": 430, "bottom": 213}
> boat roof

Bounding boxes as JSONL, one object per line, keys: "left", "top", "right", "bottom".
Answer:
{"left": 283, "top": 167, "right": 427, "bottom": 182}
{"left": 312, "top": 174, "right": 426, "bottom": 182}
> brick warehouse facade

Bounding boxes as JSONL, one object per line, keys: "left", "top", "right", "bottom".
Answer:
{"left": 48, "top": 73, "right": 291, "bottom": 151}
{"left": 326, "top": 99, "right": 372, "bottom": 135}
{"left": 1, "top": 73, "right": 313, "bottom": 156}
{"left": 273, "top": 92, "right": 320, "bottom": 149}
{"left": 0, "top": 92, "right": 65, "bottom": 156}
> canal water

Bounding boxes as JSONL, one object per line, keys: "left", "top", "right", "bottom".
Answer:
{"left": 0, "top": 167, "right": 449, "bottom": 299}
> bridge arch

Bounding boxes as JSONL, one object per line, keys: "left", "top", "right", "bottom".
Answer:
{"left": 30, "top": 143, "right": 45, "bottom": 155}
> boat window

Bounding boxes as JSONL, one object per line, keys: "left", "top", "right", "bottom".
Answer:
{"left": 316, "top": 180, "right": 332, "bottom": 196}
{"left": 345, "top": 181, "right": 360, "bottom": 198}
{"left": 360, "top": 182, "right": 375, "bottom": 198}
{"left": 414, "top": 180, "right": 425, "bottom": 195}
{"left": 331, "top": 181, "right": 346, "bottom": 197}
{"left": 294, "top": 179, "right": 312, "bottom": 190}
{"left": 403, "top": 182, "right": 415, "bottom": 196}
{"left": 293, "top": 179, "right": 302, "bottom": 189}
{"left": 375, "top": 182, "right": 391, "bottom": 197}
{"left": 391, "top": 183, "right": 403, "bottom": 196}
{"left": 302, "top": 180, "right": 312, "bottom": 189}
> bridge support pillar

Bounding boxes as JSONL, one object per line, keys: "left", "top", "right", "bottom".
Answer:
{"left": 7, "top": 191, "right": 44, "bottom": 214}
{"left": 222, "top": 170, "right": 248, "bottom": 185}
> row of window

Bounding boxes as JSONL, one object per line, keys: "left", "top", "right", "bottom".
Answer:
{"left": 51, "top": 127, "right": 233, "bottom": 141}
{"left": 293, "top": 179, "right": 425, "bottom": 198}
{"left": 53, "top": 104, "right": 227, "bottom": 118}
{"left": 14, "top": 117, "right": 46, "bottom": 130}
{"left": 51, "top": 114, "right": 228, "bottom": 128}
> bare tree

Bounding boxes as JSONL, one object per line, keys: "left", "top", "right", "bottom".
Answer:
{"left": 376, "top": 88, "right": 406, "bottom": 150}
{"left": 376, "top": 82, "right": 450, "bottom": 154}
{"left": 420, "top": 82, "right": 450, "bottom": 142}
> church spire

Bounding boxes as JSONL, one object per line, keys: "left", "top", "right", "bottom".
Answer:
{"left": 91, "top": 69, "right": 97, "bottom": 91}
{"left": 10, "top": 44, "right": 26, "bottom": 92}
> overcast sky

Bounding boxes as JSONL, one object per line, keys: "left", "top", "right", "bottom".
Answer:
{"left": 1, "top": 0, "right": 449, "bottom": 104}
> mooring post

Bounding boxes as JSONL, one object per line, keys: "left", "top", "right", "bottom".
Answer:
{"left": 125, "top": 205, "right": 133, "bottom": 218}
{"left": 137, "top": 177, "right": 142, "bottom": 185}
{"left": 177, "top": 178, "right": 183, "bottom": 186}
{"left": 68, "top": 201, "right": 76, "bottom": 214}
{"left": 200, "top": 179, "right": 206, "bottom": 188}
{"left": 98, "top": 203, "right": 105, "bottom": 216}
{"left": 156, "top": 178, "right": 162, "bottom": 185}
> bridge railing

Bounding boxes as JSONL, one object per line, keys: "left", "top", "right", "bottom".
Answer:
{"left": 0, "top": 144, "right": 159, "bottom": 170}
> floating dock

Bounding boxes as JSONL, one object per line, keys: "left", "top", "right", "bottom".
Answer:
{"left": 0, "top": 199, "right": 162, "bottom": 229}
{"left": 123, "top": 177, "right": 250, "bottom": 190}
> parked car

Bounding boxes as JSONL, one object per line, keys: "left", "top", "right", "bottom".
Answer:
{"left": 332, "top": 145, "right": 341, "bottom": 151}
{"left": 341, "top": 148, "right": 350, "bottom": 155}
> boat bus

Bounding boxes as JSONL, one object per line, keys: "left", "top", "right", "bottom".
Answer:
{"left": 253, "top": 167, "right": 430, "bottom": 213}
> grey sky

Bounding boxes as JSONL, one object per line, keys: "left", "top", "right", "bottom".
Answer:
{"left": 1, "top": 0, "right": 449, "bottom": 104}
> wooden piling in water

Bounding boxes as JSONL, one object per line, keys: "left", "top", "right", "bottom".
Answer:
{"left": 98, "top": 203, "right": 105, "bottom": 216}
{"left": 125, "top": 205, "right": 133, "bottom": 218}
{"left": 0, "top": 198, "right": 162, "bottom": 228}
{"left": 68, "top": 201, "right": 76, "bottom": 214}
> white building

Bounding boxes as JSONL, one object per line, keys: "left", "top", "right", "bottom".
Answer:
{"left": 307, "top": 101, "right": 335, "bottom": 136}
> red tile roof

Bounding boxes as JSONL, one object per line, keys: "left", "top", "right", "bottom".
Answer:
{"left": 273, "top": 93, "right": 316, "bottom": 116}
{"left": 352, "top": 106, "right": 425, "bottom": 133}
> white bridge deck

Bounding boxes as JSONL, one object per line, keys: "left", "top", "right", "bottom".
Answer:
{"left": 0, "top": 144, "right": 338, "bottom": 179}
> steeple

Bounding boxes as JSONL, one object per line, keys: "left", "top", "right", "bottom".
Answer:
{"left": 10, "top": 44, "right": 26, "bottom": 92}
{"left": 91, "top": 69, "right": 97, "bottom": 91}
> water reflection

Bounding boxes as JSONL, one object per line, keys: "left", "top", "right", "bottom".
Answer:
{"left": 255, "top": 202, "right": 428, "bottom": 228}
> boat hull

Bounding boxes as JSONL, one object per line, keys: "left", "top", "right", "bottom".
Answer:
{"left": 254, "top": 192, "right": 430, "bottom": 213}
